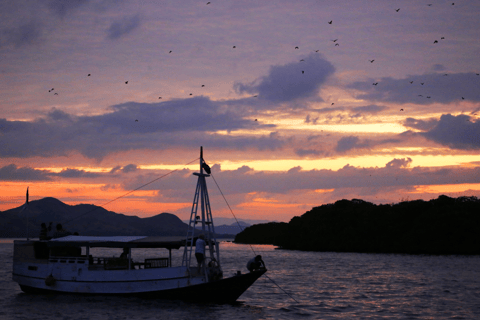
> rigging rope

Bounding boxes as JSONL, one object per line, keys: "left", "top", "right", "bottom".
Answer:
{"left": 210, "top": 172, "right": 299, "bottom": 304}
{"left": 63, "top": 157, "right": 199, "bottom": 226}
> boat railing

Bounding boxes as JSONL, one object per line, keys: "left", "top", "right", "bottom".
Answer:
{"left": 85, "top": 257, "right": 171, "bottom": 270}
{"left": 144, "top": 258, "right": 169, "bottom": 268}
{"left": 48, "top": 255, "right": 170, "bottom": 270}
{"left": 49, "top": 256, "right": 89, "bottom": 265}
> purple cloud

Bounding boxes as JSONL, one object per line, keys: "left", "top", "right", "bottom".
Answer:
{"left": 47, "top": 0, "right": 90, "bottom": 17}
{"left": 335, "top": 136, "right": 368, "bottom": 153}
{"left": 403, "top": 117, "right": 438, "bottom": 131}
{"left": 0, "top": 164, "right": 51, "bottom": 181}
{"left": 121, "top": 164, "right": 137, "bottom": 173}
{"left": 107, "top": 15, "right": 141, "bottom": 40}
{"left": 1, "top": 21, "right": 43, "bottom": 48}
{"left": 350, "top": 105, "right": 387, "bottom": 114}
{"left": 422, "top": 114, "right": 480, "bottom": 150}
{"left": 0, "top": 97, "right": 282, "bottom": 160}
{"left": 234, "top": 53, "right": 335, "bottom": 103}
{"left": 348, "top": 73, "right": 480, "bottom": 104}
{"left": 386, "top": 158, "right": 412, "bottom": 169}
{"left": 56, "top": 168, "right": 101, "bottom": 178}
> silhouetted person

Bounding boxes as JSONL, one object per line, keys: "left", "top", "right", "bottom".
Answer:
{"left": 53, "top": 223, "right": 72, "bottom": 239}
{"left": 120, "top": 247, "right": 129, "bottom": 259}
{"left": 247, "top": 255, "right": 265, "bottom": 272}
{"left": 195, "top": 234, "right": 206, "bottom": 273}
{"left": 39, "top": 222, "right": 52, "bottom": 240}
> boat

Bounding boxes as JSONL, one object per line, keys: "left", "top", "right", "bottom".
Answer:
{"left": 12, "top": 147, "right": 267, "bottom": 303}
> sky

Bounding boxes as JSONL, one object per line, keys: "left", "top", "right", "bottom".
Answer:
{"left": 1, "top": 0, "right": 480, "bottom": 222}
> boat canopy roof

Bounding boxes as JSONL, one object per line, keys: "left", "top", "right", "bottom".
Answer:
{"left": 47, "top": 235, "right": 186, "bottom": 249}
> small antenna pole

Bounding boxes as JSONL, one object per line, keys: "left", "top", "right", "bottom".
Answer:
{"left": 25, "top": 187, "right": 29, "bottom": 241}
{"left": 200, "top": 146, "right": 204, "bottom": 174}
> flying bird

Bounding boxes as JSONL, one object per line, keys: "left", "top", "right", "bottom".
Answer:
{"left": 395, "top": 8, "right": 400, "bottom": 12}
{"left": 233, "top": 46, "right": 236, "bottom": 48}
{"left": 400, "top": 108, "right": 404, "bottom": 111}
{"left": 331, "top": 103, "right": 334, "bottom": 105}
{"left": 372, "top": 82, "right": 378, "bottom": 85}
{"left": 410, "top": 81, "right": 414, "bottom": 84}
{"left": 368, "top": 59, "right": 375, "bottom": 63}
{"left": 254, "top": 119, "right": 257, "bottom": 121}
{"left": 295, "top": 46, "right": 299, "bottom": 49}
{"left": 159, "top": 97, "right": 162, "bottom": 99}
{"left": 87, "top": 74, "right": 91, "bottom": 76}
{"left": 434, "top": 40, "right": 438, "bottom": 43}
{"left": 300, "top": 59, "right": 304, "bottom": 62}
{"left": 54, "top": 93, "right": 58, "bottom": 95}
{"left": 125, "top": 81, "right": 128, "bottom": 84}
{"left": 328, "top": 20, "right": 332, "bottom": 24}
{"left": 331, "top": 39, "right": 338, "bottom": 42}
{"left": 302, "top": 71, "right": 304, "bottom": 74}
{"left": 315, "top": 50, "right": 319, "bottom": 52}
{"left": 169, "top": 50, "right": 172, "bottom": 53}
{"left": 253, "top": 95, "right": 258, "bottom": 97}
{"left": 135, "top": 119, "right": 138, "bottom": 122}
{"left": 335, "top": 43, "right": 339, "bottom": 46}
{"left": 427, "top": 96, "right": 431, "bottom": 98}
{"left": 421, "top": 82, "right": 424, "bottom": 85}
{"left": 441, "top": 37, "right": 445, "bottom": 39}
{"left": 201, "top": 85, "right": 205, "bottom": 87}
{"left": 207, "top": 1, "right": 210, "bottom": 4}
{"left": 189, "top": 93, "right": 193, "bottom": 95}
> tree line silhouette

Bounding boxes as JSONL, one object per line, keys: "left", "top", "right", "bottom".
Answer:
{"left": 234, "top": 195, "right": 480, "bottom": 255}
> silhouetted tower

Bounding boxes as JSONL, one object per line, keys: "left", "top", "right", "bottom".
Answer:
{"left": 182, "top": 147, "right": 221, "bottom": 277}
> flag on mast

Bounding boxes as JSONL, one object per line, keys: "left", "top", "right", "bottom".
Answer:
{"left": 202, "top": 162, "right": 211, "bottom": 174}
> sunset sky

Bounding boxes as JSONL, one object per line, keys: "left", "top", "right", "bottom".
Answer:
{"left": 1, "top": 0, "right": 480, "bottom": 222}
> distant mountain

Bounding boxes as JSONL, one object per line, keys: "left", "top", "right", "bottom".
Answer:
{"left": 0, "top": 197, "right": 188, "bottom": 238}
{"left": 184, "top": 218, "right": 275, "bottom": 227}
{"left": 217, "top": 218, "right": 274, "bottom": 226}
{"left": 199, "top": 223, "right": 249, "bottom": 236}
{"left": 235, "top": 195, "right": 480, "bottom": 255}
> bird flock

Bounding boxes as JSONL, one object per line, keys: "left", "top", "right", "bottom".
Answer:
{"left": 44, "top": 2, "right": 478, "bottom": 122}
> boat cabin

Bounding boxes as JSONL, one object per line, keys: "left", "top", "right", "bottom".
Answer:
{"left": 14, "top": 236, "right": 187, "bottom": 271}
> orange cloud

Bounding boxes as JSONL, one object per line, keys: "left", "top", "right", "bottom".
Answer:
{"left": 412, "top": 183, "right": 480, "bottom": 194}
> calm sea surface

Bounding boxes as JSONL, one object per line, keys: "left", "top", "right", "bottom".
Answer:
{"left": 1, "top": 239, "right": 479, "bottom": 319}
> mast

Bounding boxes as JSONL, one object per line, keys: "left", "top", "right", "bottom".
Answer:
{"left": 182, "top": 147, "right": 221, "bottom": 277}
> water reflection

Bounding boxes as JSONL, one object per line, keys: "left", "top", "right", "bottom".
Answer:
{"left": 1, "top": 241, "right": 480, "bottom": 319}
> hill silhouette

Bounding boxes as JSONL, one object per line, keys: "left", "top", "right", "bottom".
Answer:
{"left": 234, "top": 195, "right": 480, "bottom": 255}
{"left": 0, "top": 197, "right": 188, "bottom": 238}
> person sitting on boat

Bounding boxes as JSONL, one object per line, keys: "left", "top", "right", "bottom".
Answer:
{"left": 207, "top": 258, "right": 223, "bottom": 282}
{"left": 247, "top": 255, "right": 266, "bottom": 272}
{"left": 52, "top": 223, "right": 72, "bottom": 239}
{"left": 120, "top": 247, "right": 129, "bottom": 259}
{"left": 39, "top": 222, "right": 52, "bottom": 240}
{"left": 195, "top": 234, "right": 206, "bottom": 272}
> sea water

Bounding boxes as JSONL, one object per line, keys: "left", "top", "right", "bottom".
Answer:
{"left": 1, "top": 239, "right": 479, "bottom": 319}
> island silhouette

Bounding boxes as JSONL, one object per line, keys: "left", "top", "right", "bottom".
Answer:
{"left": 234, "top": 195, "right": 480, "bottom": 255}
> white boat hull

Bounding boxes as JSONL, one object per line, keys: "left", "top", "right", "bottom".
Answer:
{"left": 13, "top": 260, "right": 205, "bottom": 294}
{"left": 13, "top": 257, "right": 266, "bottom": 303}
